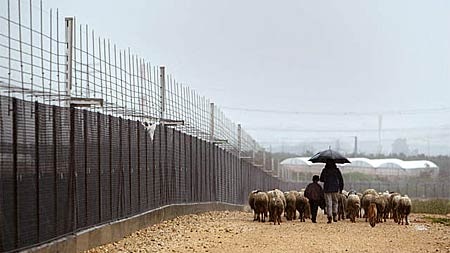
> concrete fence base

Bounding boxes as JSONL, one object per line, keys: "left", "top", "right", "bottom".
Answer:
{"left": 26, "top": 202, "right": 246, "bottom": 253}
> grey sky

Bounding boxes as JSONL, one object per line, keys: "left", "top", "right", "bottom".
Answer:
{"left": 43, "top": 0, "right": 450, "bottom": 154}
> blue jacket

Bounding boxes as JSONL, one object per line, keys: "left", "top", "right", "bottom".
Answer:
{"left": 319, "top": 164, "right": 344, "bottom": 193}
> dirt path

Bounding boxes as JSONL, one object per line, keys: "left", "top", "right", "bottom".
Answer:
{"left": 87, "top": 210, "right": 450, "bottom": 253}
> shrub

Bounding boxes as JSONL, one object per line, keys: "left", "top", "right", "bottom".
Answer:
{"left": 411, "top": 199, "right": 450, "bottom": 215}
{"left": 424, "top": 217, "right": 450, "bottom": 226}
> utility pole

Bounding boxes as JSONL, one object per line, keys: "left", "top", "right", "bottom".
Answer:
{"left": 353, "top": 136, "right": 358, "bottom": 156}
{"left": 378, "top": 114, "right": 383, "bottom": 154}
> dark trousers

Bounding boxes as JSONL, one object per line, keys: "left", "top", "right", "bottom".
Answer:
{"left": 310, "top": 200, "right": 320, "bottom": 222}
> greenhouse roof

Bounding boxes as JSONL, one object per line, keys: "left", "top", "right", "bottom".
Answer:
{"left": 280, "top": 157, "right": 438, "bottom": 170}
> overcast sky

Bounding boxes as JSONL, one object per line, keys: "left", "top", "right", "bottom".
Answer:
{"left": 41, "top": 0, "right": 450, "bottom": 154}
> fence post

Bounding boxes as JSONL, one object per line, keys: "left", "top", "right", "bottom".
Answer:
{"left": 210, "top": 103, "right": 214, "bottom": 142}
{"left": 128, "top": 120, "right": 132, "bottom": 213}
{"left": 137, "top": 121, "right": 141, "bottom": 212}
{"left": 237, "top": 124, "right": 241, "bottom": 157}
{"left": 64, "top": 17, "right": 74, "bottom": 107}
{"left": 68, "top": 106, "right": 76, "bottom": 231}
{"left": 52, "top": 105, "right": 57, "bottom": 238}
{"left": 83, "top": 110, "right": 88, "bottom": 225}
{"left": 34, "top": 101, "right": 40, "bottom": 241}
{"left": 118, "top": 118, "right": 123, "bottom": 216}
{"left": 159, "top": 66, "right": 166, "bottom": 120}
{"left": 109, "top": 115, "right": 113, "bottom": 219}
{"left": 97, "top": 112, "right": 102, "bottom": 222}
{"left": 12, "top": 98, "right": 18, "bottom": 248}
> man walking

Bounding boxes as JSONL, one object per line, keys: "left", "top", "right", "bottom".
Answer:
{"left": 319, "top": 160, "right": 344, "bottom": 224}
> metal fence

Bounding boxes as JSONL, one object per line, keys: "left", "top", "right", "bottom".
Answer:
{"left": 0, "top": 95, "right": 302, "bottom": 252}
{"left": 289, "top": 179, "right": 450, "bottom": 200}
{"left": 346, "top": 180, "right": 450, "bottom": 199}
{"left": 0, "top": 1, "right": 300, "bottom": 251}
{"left": 0, "top": 0, "right": 261, "bottom": 155}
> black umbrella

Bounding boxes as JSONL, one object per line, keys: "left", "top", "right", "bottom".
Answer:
{"left": 308, "top": 148, "right": 350, "bottom": 164}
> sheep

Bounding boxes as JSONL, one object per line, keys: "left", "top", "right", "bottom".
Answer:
{"left": 295, "top": 195, "right": 311, "bottom": 222}
{"left": 357, "top": 192, "right": 363, "bottom": 218}
{"left": 248, "top": 190, "right": 261, "bottom": 221}
{"left": 398, "top": 195, "right": 412, "bottom": 225}
{"left": 346, "top": 194, "right": 360, "bottom": 223}
{"left": 273, "top": 189, "right": 287, "bottom": 206}
{"left": 363, "top": 188, "right": 379, "bottom": 197}
{"left": 269, "top": 195, "right": 284, "bottom": 225}
{"left": 390, "top": 193, "right": 401, "bottom": 223}
{"left": 285, "top": 191, "right": 298, "bottom": 221}
{"left": 342, "top": 189, "right": 349, "bottom": 196}
{"left": 267, "top": 189, "right": 286, "bottom": 222}
{"left": 388, "top": 192, "right": 400, "bottom": 222}
{"left": 283, "top": 191, "right": 289, "bottom": 218}
{"left": 267, "top": 190, "right": 275, "bottom": 222}
{"left": 361, "top": 193, "right": 377, "bottom": 222}
{"left": 381, "top": 192, "right": 391, "bottom": 221}
{"left": 375, "top": 195, "right": 388, "bottom": 223}
{"left": 337, "top": 193, "right": 347, "bottom": 221}
{"left": 253, "top": 191, "right": 269, "bottom": 222}
{"left": 368, "top": 202, "right": 377, "bottom": 227}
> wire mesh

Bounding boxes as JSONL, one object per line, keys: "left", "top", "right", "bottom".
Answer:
{"left": 0, "top": 96, "right": 15, "bottom": 251}
{"left": 0, "top": 0, "right": 264, "bottom": 156}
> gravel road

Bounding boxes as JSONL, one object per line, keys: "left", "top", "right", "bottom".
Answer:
{"left": 87, "top": 210, "right": 450, "bottom": 253}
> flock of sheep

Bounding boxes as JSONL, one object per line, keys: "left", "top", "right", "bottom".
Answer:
{"left": 248, "top": 188, "right": 412, "bottom": 227}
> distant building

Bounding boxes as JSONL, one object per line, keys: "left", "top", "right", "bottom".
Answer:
{"left": 279, "top": 157, "right": 439, "bottom": 181}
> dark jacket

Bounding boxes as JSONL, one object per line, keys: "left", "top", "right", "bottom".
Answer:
{"left": 304, "top": 182, "right": 325, "bottom": 209}
{"left": 319, "top": 163, "right": 344, "bottom": 193}
{"left": 304, "top": 182, "right": 324, "bottom": 202}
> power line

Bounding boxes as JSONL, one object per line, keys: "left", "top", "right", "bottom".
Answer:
{"left": 221, "top": 106, "right": 450, "bottom": 116}
{"left": 245, "top": 126, "right": 450, "bottom": 133}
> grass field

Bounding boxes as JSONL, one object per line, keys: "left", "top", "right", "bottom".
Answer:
{"left": 412, "top": 199, "right": 450, "bottom": 215}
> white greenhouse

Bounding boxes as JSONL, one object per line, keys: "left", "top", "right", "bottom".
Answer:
{"left": 279, "top": 157, "right": 439, "bottom": 181}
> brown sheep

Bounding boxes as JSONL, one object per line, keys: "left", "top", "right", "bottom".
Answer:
{"left": 295, "top": 195, "right": 311, "bottom": 222}
{"left": 253, "top": 191, "right": 269, "bottom": 222}
{"left": 361, "top": 193, "right": 377, "bottom": 222}
{"left": 368, "top": 202, "right": 377, "bottom": 227}
{"left": 398, "top": 195, "right": 412, "bottom": 225}
{"left": 285, "top": 191, "right": 298, "bottom": 221}
{"left": 269, "top": 196, "right": 284, "bottom": 225}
